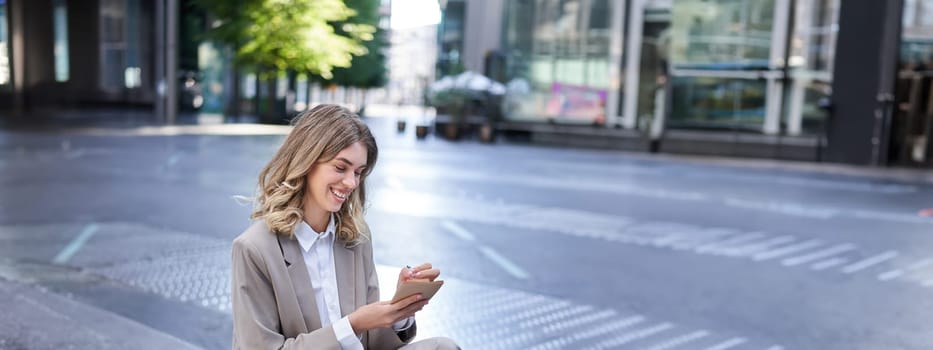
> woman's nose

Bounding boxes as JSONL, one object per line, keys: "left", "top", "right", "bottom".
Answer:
{"left": 343, "top": 173, "right": 358, "bottom": 189}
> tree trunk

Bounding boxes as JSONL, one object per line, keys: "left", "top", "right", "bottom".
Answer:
{"left": 263, "top": 74, "right": 277, "bottom": 123}
{"left": 226, "top": 63, "right": 241, "bottom": 120}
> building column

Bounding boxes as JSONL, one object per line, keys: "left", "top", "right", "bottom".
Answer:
{"left": 605, "top": 0, "right": 625, "bottom": 127}
{"left": 155, "top": 0, "right": 178, "bottom": 125}
{"left": 825, "top": 0, "right": 903, "bottom": 165}
{"left": 10, "top": 0, "right": 26, "bottom": 115}
{"left": 621, "top": 0, "right": 644, "bottom": 130}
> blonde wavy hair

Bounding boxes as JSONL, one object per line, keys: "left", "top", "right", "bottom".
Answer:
{"left": 251, "top": 104, "right": 378, "bottom": 243}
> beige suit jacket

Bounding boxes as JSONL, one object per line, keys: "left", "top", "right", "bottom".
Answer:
{"left": 231, "top": 221, "right": 415, "bottom": 349}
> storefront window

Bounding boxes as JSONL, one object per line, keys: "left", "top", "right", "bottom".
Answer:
{"left": 437, "top": 0, "right": 465, "bottom": 77}
{"left": 635, "top": 8, "right": 671, "bottom": 127}
{"left": 902, "top": 0, "right": 933, "bottom": 69}
{"left": 893, "top": 0, "right": 933, "bottom": 164}
{"left": 100, "top": 0, "right": 141, "bottom": 91}
{"left": 502, "top": 0, "right": 614, "bottom": 124}
{"left": 0, "top": 0, "right": 10, "bottom": 86}
{"left": 669, "top": 77, "right": 766, "bottom": 130}
{"left": 53, "top": 0, "right": 69, "bottom": 82}
{"left": 784, "top": 0, "right": 839, "bottom": 136}
{"left": 670, "top": 0, "right": 775, "bottom": 70}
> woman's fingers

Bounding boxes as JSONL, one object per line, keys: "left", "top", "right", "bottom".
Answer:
{"left": 393, "top": 293, "right": 424, "bottom": 308}
{"left": 398, "top": 267, "right": 414, "bottom": 282}
{"left": 398, "top": 299, "right": 429, "bottom": 318}
{"left": 412, "top": 268, "right": 440, "bottom": 280}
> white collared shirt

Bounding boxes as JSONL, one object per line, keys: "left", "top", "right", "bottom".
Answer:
{"left": 294, "top": 215, "right": 412, "bottom": 350}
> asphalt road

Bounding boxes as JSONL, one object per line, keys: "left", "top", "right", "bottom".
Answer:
{"left": 1, "top": 118, "right": 932, "bottom": 349}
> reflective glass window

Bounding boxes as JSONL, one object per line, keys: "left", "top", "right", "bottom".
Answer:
{"left": 784, "top": 0, "right": 839, "bottom": 136}
{"left": 894, "top": 0, "right": 933, "bottom": 163}
{"left": 670, "top": 0, "right": 775, "bottom": 69}
{"left": 53, "top": 0, "right": 69, "bottom": 82}
{"left": 668, "top": 77, "right": 766, "bottom": 130}
{"left": 502, "top": 0, "right": 614, "bottom": 124}
{"left": 0, "top": 0, "right": 10, "bottom": 85}
{"left": 100, "top": 0, "right": 140, "bottom": 90}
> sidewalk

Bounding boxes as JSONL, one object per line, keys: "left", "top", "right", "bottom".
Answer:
{"left": 0, "top": 275, "right": 200, "bottom": 350}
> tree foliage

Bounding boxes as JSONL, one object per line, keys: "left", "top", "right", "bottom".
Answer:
{"left": 328, "top": 0, "right": 387, "bottom": 88}
{"left": 196, "top": 0, "right": 375, "bottom": 79}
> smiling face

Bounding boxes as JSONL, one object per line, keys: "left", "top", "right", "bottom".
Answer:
{"left": 302, "top": 141, "right": 369, "bottom": 230}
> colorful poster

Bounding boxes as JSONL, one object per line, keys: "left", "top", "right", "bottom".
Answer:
{"left": 545, "top": 82, "right": 607, "bottom": 124}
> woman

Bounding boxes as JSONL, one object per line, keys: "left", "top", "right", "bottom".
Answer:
{"left": 231, "top": 104, "right": 459, "bottom": 349}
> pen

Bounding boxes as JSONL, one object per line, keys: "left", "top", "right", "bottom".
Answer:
{"left": 406, "top": 265, "right": 415, "bottom": 278}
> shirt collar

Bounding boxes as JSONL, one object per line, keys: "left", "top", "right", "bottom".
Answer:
{"left": 294, "top": 213, "right": 336, "bottom": 252}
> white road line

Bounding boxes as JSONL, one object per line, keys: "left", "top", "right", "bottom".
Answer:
{"left": 810, "top": 257, "right": 848, "bottom": 271}
{"left": 877, "top": 269, "right": 905, "bottom": 281}
{"left": 593, "top": 322, "right": 674, "bottom": 348}
{"left": 898, "top": 258, "right": 933, "bottom": 282}
{"left": 642, "top": 330, "right": 710, "bottom": 350}
{"left": 441, "top": 220, "right": 475, "bottom": 241}
{"left": 479, "top": 246, "right": 530, "bottom": 280}
{"left": 386, "top": 177, "right": 405, "bottom": 189}
{"left": 704, "top": 337, "right": 747, "bottom": 350}
{"left": 782, "top": 243, "right": 856, "bottom": 266}
{"left": 695, "top": 232, "right": 766, "bottom": 254}
{"left": 766, "top": 346, "right": 785, "bottom": 350}
{"left": 907, "top": 258, "right": 933, "bottom": 270}
{"left": 753, "top": 239, "right": 823, "bottom": 261}
{"left": 841, "top": 251, "right": 900, "bottom": 274}
{"left": 723, "top": 236, "right": 796, "bottom": 257}
{"left": 53, "top": 224, "right": 100, "bottom": 264}
{"left": 669, "top": 229, "right": 739, "bottom": 250}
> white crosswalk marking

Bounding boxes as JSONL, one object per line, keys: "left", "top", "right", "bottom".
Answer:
{"left": 704, "top": 337, "right": 748, "bottom": 350}
{"left": 890, "top": 258, "right": 933, "bottom": 282}
{"left": 695, "top": 232, "right": 766, "bottom": 254}
{"left": 782, "top": 243, "right": 856, "bottom": 266}
{"left": 753, "top": 240, "right": 823, "bottom": 261}
{"left": 811, "top": 257, "right": 848, "bottom": 271}
{"left": 841, "top": 251, "right": 899, "bottom": 274}
{"left": 724, "top": 236, "right": 796, "bottom": 257}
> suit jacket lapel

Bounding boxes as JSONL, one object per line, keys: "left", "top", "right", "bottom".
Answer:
{"left": 333, "top": 240, "right": 357, "bottom": 317}
{"left": 278, "top": 235, "right": 323, "bottom": 331}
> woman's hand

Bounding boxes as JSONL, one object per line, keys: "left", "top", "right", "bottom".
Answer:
{"left": 348, "top": 294, "right": 428, "bottom": 333}
{"left": 398, "top": 263, "right": 441, "bottom": 288}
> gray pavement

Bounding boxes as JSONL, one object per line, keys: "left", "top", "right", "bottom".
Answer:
{"left": 1, "top": 116, "right": 933, "bottom": 349}
{"left": 0, "top": 263, "right": 200, "bottom": 350}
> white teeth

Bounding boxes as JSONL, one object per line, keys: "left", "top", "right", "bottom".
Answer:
{"left": 331, "top": 189, "right": 348, "bottom": 199}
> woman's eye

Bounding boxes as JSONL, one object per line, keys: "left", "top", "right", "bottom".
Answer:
{"left": 335, "top": 166, "right": 346, "bottom": 172}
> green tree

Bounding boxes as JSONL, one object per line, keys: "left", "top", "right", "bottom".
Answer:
{"left": 196, "top": 0, "right": 375, "bottom": 121}
{"left": 329, "top": 0, "right": 387, "bottom": 89}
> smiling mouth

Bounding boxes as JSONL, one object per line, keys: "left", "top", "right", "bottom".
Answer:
{"left": 331, "top": 188, "right": 349, "bottom": 200}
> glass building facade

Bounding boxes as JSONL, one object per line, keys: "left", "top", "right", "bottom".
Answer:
{"left": 501, "top": 0, "right": 618, "bottom": 124}
{"left": 894, "top": 0, "right": 933, "bottom": 165}
{"left": 499, "top": 0, "right": 842, "bottom": 135}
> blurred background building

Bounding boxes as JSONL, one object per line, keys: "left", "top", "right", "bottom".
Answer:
{"left": 437, "top": 0, "right": 933, "bottom": 168}
{"left": 0, "top": 0, "right": 931, "bottom": 168}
